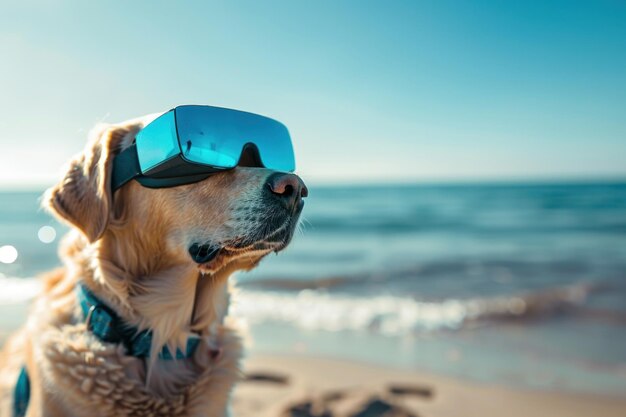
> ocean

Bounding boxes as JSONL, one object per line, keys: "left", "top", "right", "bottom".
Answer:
{"left": 1, "top": 182, "right": 625, "bottom": 394}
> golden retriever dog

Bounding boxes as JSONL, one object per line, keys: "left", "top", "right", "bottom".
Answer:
{"left": 0, "top": 112, "right": 307, "bottom": 416}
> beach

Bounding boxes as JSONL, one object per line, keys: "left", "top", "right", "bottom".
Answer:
{"left": 235, "top": 354, "right": 626, "bottom": 417}
{"left": 2, "top": 0, "right": 626, "bottom": 413}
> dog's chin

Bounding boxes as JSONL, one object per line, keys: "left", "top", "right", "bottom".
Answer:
{"left": 192, "top": 219, "right": 298, "bottom": 275}
{"left": 194, "top": 242, "right": 276, "bottom": 275}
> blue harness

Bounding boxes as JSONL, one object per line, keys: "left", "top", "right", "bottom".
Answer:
{"left": 14, "top": 283, "right": 200, "bottom": 416}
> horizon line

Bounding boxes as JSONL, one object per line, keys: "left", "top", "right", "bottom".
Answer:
{"left": 1, "top": 175, "right": 625, "bottom": 192}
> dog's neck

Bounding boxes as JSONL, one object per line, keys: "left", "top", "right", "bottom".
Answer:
{"left": 62, "top": 228, "right": 233, "bottom": 362}
{"left": 59, "top": 229, "right": 243, "bottom": 397}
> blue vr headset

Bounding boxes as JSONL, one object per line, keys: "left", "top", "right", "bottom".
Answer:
{"left": 111, "top": 105, "right": 296, "bottom": 191}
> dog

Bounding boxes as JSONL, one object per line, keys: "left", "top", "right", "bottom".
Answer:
{"left": 0, "top": 112, "right": 307, "bottom": 416}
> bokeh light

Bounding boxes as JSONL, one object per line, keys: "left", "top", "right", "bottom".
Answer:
{"left": 0, "top": 245, "right": 18, "bottom": 264}
{"left": 38, "top": 225, "right": 57, "bottom": 244}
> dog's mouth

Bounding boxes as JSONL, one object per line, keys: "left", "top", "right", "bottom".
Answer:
{"left": 188, "top": 243, "right": 221, "bottom": 264}
{"left": 189, "top": 219, "right": 297, "bottom": 274}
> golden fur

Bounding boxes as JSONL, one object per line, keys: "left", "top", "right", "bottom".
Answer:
{"left": 0, "top": 113, "right": 304, "bottom": 416}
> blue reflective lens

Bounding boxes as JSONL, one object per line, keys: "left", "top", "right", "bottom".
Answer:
{"left": 136, "top": 111, "right": 180, "bottom": 173}
{"left": 175, "top": 105, "right": 295, "bottom": 172}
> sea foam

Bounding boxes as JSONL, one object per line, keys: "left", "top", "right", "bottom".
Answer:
{"left": 0, "top": 274, "right": 589, "bottom": 336}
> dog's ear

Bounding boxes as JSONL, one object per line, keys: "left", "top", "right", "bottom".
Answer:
{"left": 45, "top": 124, "right": 133, "bottom": 243}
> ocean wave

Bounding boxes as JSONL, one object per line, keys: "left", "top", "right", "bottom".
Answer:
{"left": 0, "top": 274, "right": 42, "bottom": 304}
{"left": 233, "top": 290, "right": 469, "bottom": 333}
{"left": 232, "top": 284, "right": 592, "bottom": 335}
{"left": 0, "top": 274, "right": 594, "bottom": 335}
{"left": 240, "top": 259, "right": 599, "bottom": 291}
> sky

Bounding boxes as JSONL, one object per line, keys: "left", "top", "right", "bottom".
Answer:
{"left": 0, "top": 0, "right": 625, "bottom": 187}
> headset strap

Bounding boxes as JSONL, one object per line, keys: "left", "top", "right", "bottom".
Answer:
{"left": 111, "top": 144, "right": 141, "bottom": 192}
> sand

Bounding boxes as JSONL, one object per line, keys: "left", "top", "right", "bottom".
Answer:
{"left": 234, "top": 353, "right": 626, "bottom": 417}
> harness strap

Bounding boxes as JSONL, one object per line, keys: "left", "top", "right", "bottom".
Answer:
{"left": 13, "top": 366, "right": 29, "bottom": 417}
{"left": 111, "top": 143, "right": 141, "bottom": 192}
{"left": 76, "top": 283, "right": 200, "bottom": 360}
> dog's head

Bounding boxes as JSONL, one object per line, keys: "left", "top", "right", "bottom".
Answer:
{"left": 45, "top": 113, "right": 307, "bottom": 278}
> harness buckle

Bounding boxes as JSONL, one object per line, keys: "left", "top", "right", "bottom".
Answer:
{"left": 85, "top": 304, "right": 98, "bottom": 330}
{"left": 84, "top": 304, "right": 118, "bottom": 342}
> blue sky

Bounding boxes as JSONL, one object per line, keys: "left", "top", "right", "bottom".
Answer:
{"left": 0, "top": 0, "right": 625, "bottom": 186}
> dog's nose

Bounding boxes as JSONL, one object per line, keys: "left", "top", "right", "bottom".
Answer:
{"left": 266, "top": 172, "right": 308, "bottom": 210}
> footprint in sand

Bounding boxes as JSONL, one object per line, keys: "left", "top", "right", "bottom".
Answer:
{"left": 387, "top": 384, "right": 434, "bottom": 400}
{"left": 280, "top": 390, "right": 420, "bottom": 417}
{"left": 244, "top": 371, "right": 290, "bottom": 385}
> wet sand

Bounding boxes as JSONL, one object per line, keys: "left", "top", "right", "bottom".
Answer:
{"left": 235, "top": 353, "right": 626, "bottom": 417}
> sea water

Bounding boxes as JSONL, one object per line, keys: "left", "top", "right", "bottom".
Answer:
{"left": 1, "top": 182, "right": 625, "bottom": 394}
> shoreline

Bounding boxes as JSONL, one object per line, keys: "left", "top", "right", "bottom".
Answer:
{"left": 236, "top": 353, "right": 626, "bottom": 417}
